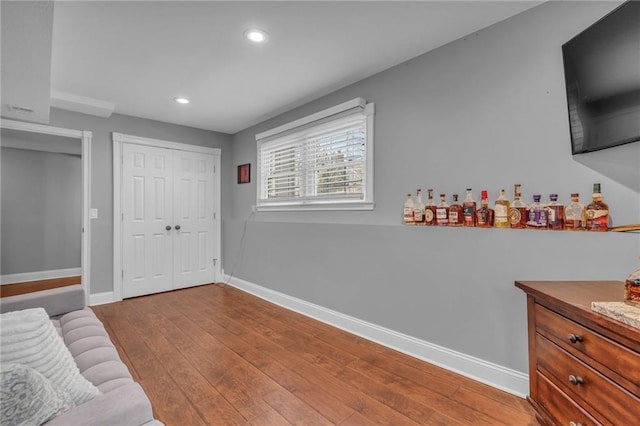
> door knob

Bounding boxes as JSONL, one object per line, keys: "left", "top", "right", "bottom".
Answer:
{"left": 165, "top": 225, "right": 172, "bottom": 231}
{"left": 175, "top": 225, "right": 181, "bottom": 230}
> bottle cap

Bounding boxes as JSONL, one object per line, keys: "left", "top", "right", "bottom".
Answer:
{"left": 466, "top": 188, "right": 472, "bottom": 191}
{"left": 571, "top": 192, "right": 579, "bottom": 198}
{"left": 593, "top": 183, "right": 601, "bottom": 193}
{"left": 481, "top": 190, "right": 488, "bottom": 198}
{"left": 533, "top": 195, "right": 541, "bottom": 202}
{"left": 550, "top": 194, "right": 558, "bottom": 201}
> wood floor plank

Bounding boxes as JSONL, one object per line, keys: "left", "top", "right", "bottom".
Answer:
{"left": 92, "top": 284, "right": 539, "bottom": 426}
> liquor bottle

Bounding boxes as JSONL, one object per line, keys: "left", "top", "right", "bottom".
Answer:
{"left": 526, "top": 195, "right": 548, "bottom": 229}
{"left": 475, "top": 190, "right": 494, "bottom": 228}
{"left": 448, "top": 194, "right": 464, "bottom": 226}
{"left": 436, "top": 194, "right": 449, "bottom": 226}
{"left": 424, "top": 189, "right": 437, "bottom": 226}
{"left": 509, "top": 184, "right": 527, "bottom": 229}
{"left": 414, "top": 189, "right": 425, "bottom": 225}
{"left": 494, "top": 189, "right": 510, "bottom": 228}
{"left": 403, "top": 193, "right": 415, "bottom": 225}
{"left": 586, "top": 183, "right": 609, "bottom": 232}
{"left": 546, "top": 194, "right": 564, "bottom": 230}
{"left": 564, "top": 193, "right": 586, "bottom": 231}
{"left": 462, "top": 188, "right": 476, "bottom": 227}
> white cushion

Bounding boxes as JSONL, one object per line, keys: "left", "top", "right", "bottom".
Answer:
{"left": 0, "top": 363, "right": 75, "bottom": 426}
{"left": 0, "top": 308, "right": 100, "bottom": 405}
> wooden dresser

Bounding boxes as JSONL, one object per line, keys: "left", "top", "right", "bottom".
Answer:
{"left": 515, "top": 281, "right": 640, "bottom": 426}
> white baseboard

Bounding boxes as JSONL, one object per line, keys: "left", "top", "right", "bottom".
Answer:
{"left": 89, "top": 291, "right": 115, "bottom": 306}
{"left": 1, "top": 268, "right": 82, "bottom": 285}
{"left": 223, "top": 274, "right": 529, "bottom": 398}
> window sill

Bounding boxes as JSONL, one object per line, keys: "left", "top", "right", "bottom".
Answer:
{"left": 256, "top": 201, "right": 374, "bottom": 212}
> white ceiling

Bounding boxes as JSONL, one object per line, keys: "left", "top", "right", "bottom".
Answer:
{"left": 46, "top": 1, "right": 542, "bottom": 134}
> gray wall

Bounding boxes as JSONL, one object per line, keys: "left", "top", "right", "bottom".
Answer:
{"left": 48, "top": 108, "right": 232, "bottom": 294}
{"left": 1, "top": 147, "right": 81, "bottom": 274}
{"left": 225, "top": 1, "right": 640, "bottom": 375}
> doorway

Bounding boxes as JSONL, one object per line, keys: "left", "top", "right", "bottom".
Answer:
{"left": 0, "top": 119, "right": 92, "bottom": 304}
{"left": 113, "top": 132, "right": 221, "bottom": 300}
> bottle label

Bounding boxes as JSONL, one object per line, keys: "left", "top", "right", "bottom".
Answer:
{"left": 449, "top": 212, "right": 458, "bottom": 223}
{"left": 403, "top": 207, "right": 414, "bottom": 224}
{"left": 414, "top": 208, "right": 424, "bottom": 223}
{"left": 424, "top": 209, "right": 434, "bottom": 224}
{"left": 509, "top": 208, "right": 522, "bottom": 225}
{"left": 462, "top": 205, "right": 475, "bottom": 223}
{"left": 495, "top": 205, "right": 508, "bottom": 223}
{"left": 587, "top": 209, "right": 608, "bottom": 219}
{"left": 587, "top": 209, "right": 608, "bottom": 230}
{"left": 527, "top": 208, "right": 547, "bottom": 227}
{"left": 436, "top": 208, "right": 448, "bottom": 224}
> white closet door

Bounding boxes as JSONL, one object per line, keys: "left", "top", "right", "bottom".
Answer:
{"left": 122, "top": 144, "right": 174, "bottom": 298}
{"left": 172, "top": 150, "right": 216, "bottom": 289}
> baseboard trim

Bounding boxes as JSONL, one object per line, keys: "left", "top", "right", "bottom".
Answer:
{"left": 223, "top": 274, "right": 529, "bottom": 398}
{"left": 89, "top": 291, "right": 115, "bottom": 306}
{"left": 1, "top": 268, "right": 82, "bottom": 285}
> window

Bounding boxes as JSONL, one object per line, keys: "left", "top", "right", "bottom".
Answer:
{"left": 257, "top": 98, "right": 374, "bottom": 211}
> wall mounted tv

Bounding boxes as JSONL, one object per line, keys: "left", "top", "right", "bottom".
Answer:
{"left": 562, "top": 1, "right": 640, "bottom": 154}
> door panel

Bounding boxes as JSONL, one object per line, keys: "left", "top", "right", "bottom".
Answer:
{"left": 122, "top": 144, "right": 173, "bottom": 298}
{"left": 173, "top": 150, "right": 215, "bottom": 289}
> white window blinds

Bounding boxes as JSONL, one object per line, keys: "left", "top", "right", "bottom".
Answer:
{"left": 257, "top": 98, "right": 374, "bottom": 210}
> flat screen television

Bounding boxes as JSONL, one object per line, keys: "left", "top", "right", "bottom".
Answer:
{"left": 562, "top": 1, "right": 640, "bottom": 154}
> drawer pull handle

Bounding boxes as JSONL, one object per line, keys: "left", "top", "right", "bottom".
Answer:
{"left": 569, "top": 422, "right": 583, "bottom": 426}
{"left": 568, "top": 375, "right": 584, "bottom": 386}
{"left": 568, "top": 333, "right": 583, "bottom": 343}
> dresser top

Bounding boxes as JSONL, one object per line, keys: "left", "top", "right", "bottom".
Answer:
{"left": 515, "top": 280, "right": 639, "bottom": 352}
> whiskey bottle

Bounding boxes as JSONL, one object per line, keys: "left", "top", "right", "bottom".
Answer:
{"left": 448, "top": 194, "right": 464, "bottom": 226}
{"left": 424, "top": 189, "right": 437, "bottom": 226}
{"left": 436, "top": 194, "right": 449, "bottom": 226}
{"left": 546, "top": 194, "right": 564, "bottom": 230}
{"left": 475, "top": 190, "right": 494, "bottom": 228}
{"left": 462, "top": 188, "right": 476, "bottom": 227}
{"left": 414, "top": 189, "right": 425, "bottom": 225}
{"left": 586, "top": 183, "right": 609, "bottom": 232}
{"left": 403, "top": 193, "right": 415, "bottom": 225}
{"left": 509, "top": 184, "right": 527, "bottom": 229}
{"left": 494, "top": 189, "right": 510, "bottom": 228}
{"left": 564, "top": 193, "right": 586, "bottom": 231}
{"left": 526, "top": 195, "right": 548, "bottom": 229}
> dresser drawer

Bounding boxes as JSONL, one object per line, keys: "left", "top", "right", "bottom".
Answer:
{"left": 536, "top": 371, "right": 601, "bottom": 426}
{"left": 536, "top": 334, "right": 639, "bottom": 425}
{"left": 535, "top": 304, "right": 640, "bottom": 396}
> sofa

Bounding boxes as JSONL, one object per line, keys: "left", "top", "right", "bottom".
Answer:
{"left": 0, "top": 285, "right": 163, "bottom": 426}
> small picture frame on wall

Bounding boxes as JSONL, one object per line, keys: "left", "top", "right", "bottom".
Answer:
{"left": 237, "top": 163, "right": 250, "bottom": 184}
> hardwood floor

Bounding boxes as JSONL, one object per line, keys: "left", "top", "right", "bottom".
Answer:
{"left": 0, "top": 275, "right": 81, "bottom": 298}
{"left": 92, "top": 284, "right": 539, "bottom": 425}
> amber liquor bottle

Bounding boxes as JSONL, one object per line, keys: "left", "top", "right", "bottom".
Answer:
{"left": 424, "top": 189, "right": 437, "bottom": 226}
{"left": 546, "top": 194, "right": 564, "bottom": 230}
{"left": 462, "top": 188, "right": 476, "bottom": 227}
{"left": 509, "top": 184, "right": 527, "bottom": 229}
{"left": 403, "top": 193, "right": 415, "bottom": 225}
{"left": 448, "top": 194, "right": 464, "bottom": 226}
{"left": 564, "top": 193, "right": 586, "bottom": 231}
{"left": 413, "top": 189, "right": 425, "bottom": 225}
{"left": 475, "top": 190, "right": 494, "bottom": 228}
{"left": 586, "top": 183, "right": 609, "bottom": 232}
{"left": 494, "top": 189, "right": 510, "bottom": 228}
{"left": 436, "top": 194, "right": 449, "bottom": 226}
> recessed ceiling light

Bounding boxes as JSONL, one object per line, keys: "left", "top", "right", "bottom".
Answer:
{"left": 244, "top": 28, "right": 269, "bottom": 44}
{"left": 174, "top": 97, "right": 190, "bottom": 104}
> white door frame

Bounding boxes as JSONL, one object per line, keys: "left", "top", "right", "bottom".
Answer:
{"left": 112, "top": 132, "right": 221, "bottom": 302}
{"left": 1, "top": 118, "right": 92, "bottom": 306}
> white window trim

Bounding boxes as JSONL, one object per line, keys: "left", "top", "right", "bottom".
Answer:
{"left": 256, "top": 98, "right": 375, "bottom": 212}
